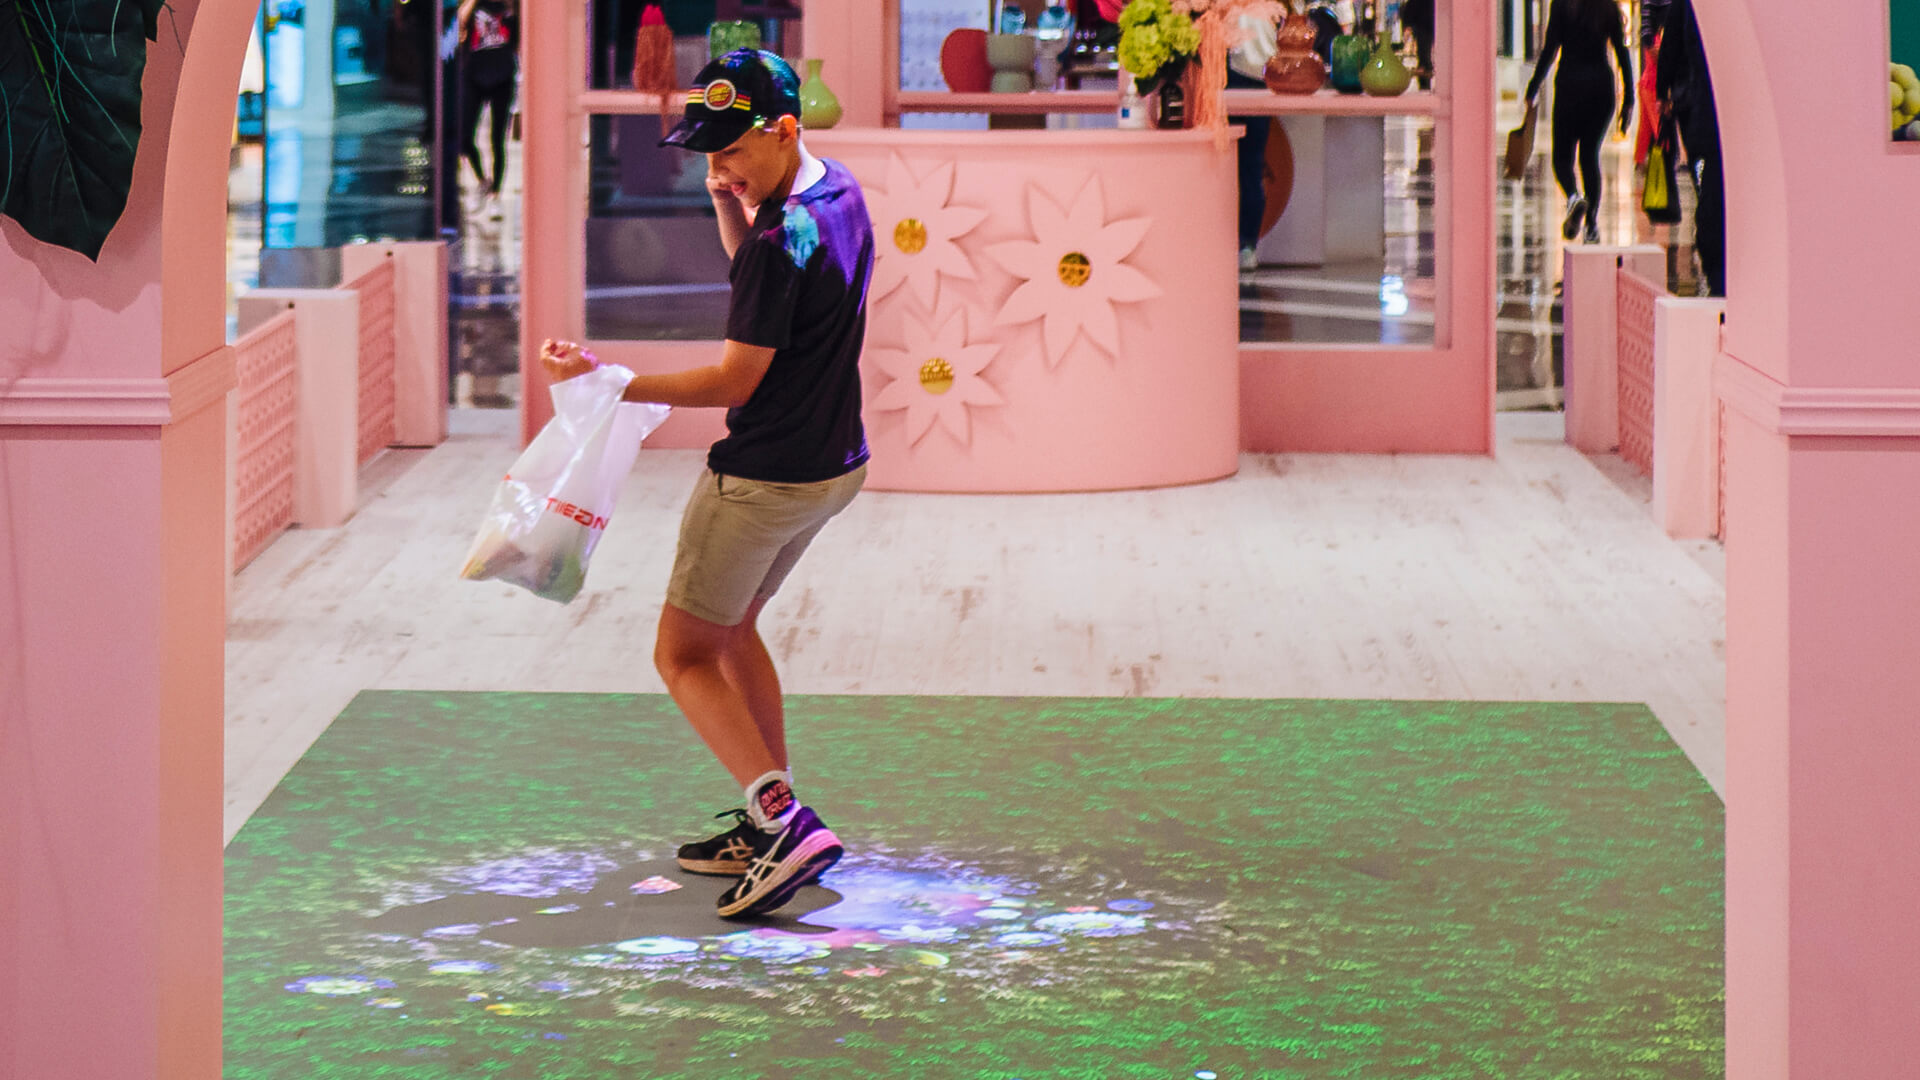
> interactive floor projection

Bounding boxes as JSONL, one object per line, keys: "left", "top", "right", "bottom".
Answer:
{"left": 225, "top": 693, "right": 1724, "bottom": 1078}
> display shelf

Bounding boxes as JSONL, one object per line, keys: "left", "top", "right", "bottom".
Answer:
{"left": 580, "top": 88, "right": 1445, "bottom": 118}
{"left": 894, "top": 89, "right": 1443, "bottom": 116}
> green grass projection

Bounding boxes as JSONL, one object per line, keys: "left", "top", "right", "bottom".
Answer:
{"left": 226, "top": 693, "right": 1723, "bottom": 1079}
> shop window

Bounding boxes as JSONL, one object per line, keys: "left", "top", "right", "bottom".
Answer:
{"left": 583, "top": 116, "right": 733, "bottom": 340}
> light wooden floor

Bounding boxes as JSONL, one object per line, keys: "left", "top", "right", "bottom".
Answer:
{"left": 224, "top": 409, "right": 1728, "bottom": 843}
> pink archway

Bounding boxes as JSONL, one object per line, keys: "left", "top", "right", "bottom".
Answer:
{"left": 1, "top": 1, "right": 1916, "bottom": 1075}
{"left": 1689, "top": 3, "right": 1920, "bottom": 1076}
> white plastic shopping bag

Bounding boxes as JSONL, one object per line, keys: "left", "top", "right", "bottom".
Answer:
{"left": 460, "top": 364, "right": 670, "bottom": 603}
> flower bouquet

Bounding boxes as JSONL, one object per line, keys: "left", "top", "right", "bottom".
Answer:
{"left": 1117, "top": 0, "right": 1201, "bottom": 95}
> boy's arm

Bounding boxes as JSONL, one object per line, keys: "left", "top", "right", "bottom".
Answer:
{"left": 540, "top": 339, "right": 774, "bottom": 409}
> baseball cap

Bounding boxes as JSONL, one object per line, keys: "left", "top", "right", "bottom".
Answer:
{"left": 660, "top": 49, "right": 803, "bottom": 153}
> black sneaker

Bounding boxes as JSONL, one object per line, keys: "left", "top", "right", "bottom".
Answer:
{"left": 676, "top": 809, "right": 758, "bottom": 876}
{"left": 715, "top": 807, "right": 843, "bottom": 918}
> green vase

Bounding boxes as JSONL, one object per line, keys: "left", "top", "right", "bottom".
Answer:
{"left": 1328, "top": 34, "right": 1370, "bottom": 94}
{"left": 798, "top": 58, "right": 843, "bottom": 129}
{"left": 1360, "top": 38, "right": 1412, "bottom": 96}
{"left": 707, "top": 20, "right": 760, "bottom": 60}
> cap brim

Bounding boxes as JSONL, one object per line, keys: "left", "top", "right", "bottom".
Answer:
{"left": 660, "top": 115, "right": 754, "bottom": 152}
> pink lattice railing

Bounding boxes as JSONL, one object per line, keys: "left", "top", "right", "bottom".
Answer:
{"left": 232, "top": 311, "right": 299, "bottom": 571}
{"left": 346, "top": 258, "right": 397, "bottom": 465}
{"left": 1615, "top": 268, "right": 1661, "bottom": 476}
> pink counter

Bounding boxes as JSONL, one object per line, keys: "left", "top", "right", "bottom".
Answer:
{"left": 815, "top": 128, "right": 1240, "bottom": 492}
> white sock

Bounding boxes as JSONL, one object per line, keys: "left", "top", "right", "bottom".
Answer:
{"left": 745, "top": 769, "right": 799, "bottom": 832}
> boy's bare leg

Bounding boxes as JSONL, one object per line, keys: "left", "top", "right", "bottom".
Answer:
{"left": 654, "top": 602, "right": 781, "bottom": 788}
{"left": 719, "top": 596, "right": 788, "bottom": 773}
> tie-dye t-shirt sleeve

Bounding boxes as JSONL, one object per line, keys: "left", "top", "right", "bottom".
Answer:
{"left": 725, "top": 228, "right": 806, "bottom": 350}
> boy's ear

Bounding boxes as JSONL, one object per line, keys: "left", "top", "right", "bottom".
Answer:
{"left": 777, "top": 114, "right": 801, "bottom": 140}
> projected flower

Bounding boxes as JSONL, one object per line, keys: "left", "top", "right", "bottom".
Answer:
{"left": 868, "top": 308, "right": 1003, "bottom": 447}
{"left": 864, "top": 155, "right": 989, "bottom": 309}
{"left": 285, "top": 975, "right": 393, "bottom": 996}
{"left": 612, "top": 937, "right": 701, "bottom": 957}
{"left": 721, "top": 932, "right": 834, "bottom": 964}
{"left": 429, "top": 960, "right": 498, "bottom": 974}
{"left": 1032, "top": 911, "right": 1148, "bottom": 938}
{"left": 985, "top": 177, "right": 1161, "bottom": 366}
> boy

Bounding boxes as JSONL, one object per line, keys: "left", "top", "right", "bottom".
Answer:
{"left": 541, "top": 49, "right": 873, "bottom": 917}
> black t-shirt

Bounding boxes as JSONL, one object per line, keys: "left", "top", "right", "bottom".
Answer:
{"left": 709, "top": 159, "right": 873, "bottom": 484}
{"left": 465, "top": 3, "right": 517, "bottom": 88}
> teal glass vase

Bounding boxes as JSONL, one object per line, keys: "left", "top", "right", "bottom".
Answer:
{"left": 1328, "top": 33, "right": 1369, "bottom": 94}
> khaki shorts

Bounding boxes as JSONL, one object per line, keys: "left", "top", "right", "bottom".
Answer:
{"left": 666, "top": 464, "right": 867, "bottom": 626}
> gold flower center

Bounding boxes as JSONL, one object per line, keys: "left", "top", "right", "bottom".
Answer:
{"left": 918, "top": 358, "right": 955, "bottom": 395}
{"left": 1057, "top": 252, "right": 1092, "bottom": 288}
{"left": 894, "top": 218, "right": 929, "bottom": 255}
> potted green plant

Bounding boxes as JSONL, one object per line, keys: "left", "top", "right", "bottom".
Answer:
{"left": 2, "top": 0, "right": 171, "bottom": 259}
{"left": 1117, "top": 0, "right": 1200, "bottom": 126}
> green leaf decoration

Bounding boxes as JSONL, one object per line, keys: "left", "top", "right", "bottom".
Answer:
{"left": 0, "top": 0, "right": 156, "bottom": 260}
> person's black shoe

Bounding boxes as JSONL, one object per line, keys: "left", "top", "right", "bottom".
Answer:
{"left": 1582, "top": 218, "right": 1601, "bottom": 245}
{"left": 715, "top": 807, "right": 843, "bottom": 918}
{"left": 1562, "top": 195, "right": 1588, "bottom": 240}
{"left": 676, "top": 809, "right": 759, "bottom": 876}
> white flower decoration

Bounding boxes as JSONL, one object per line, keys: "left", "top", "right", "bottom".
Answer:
{"left": 869, "top": 308, "right": 1004, "bottom": 447}
{"left": 984, "top": 177, "right": 1162, "bottom": 366}
{"left": 864, "top": 155, "right": 990, "bottom": 310}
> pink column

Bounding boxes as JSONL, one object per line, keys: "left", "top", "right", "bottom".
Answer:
{"left": 1561, "top": 244, "right": 1661, "bottom": 454}
{"left": 1651, "top": 296, "right": 1724, "bottom": 538}
{"left": 0, "top": 0, "right": 250, "bottom": 1073}
{"left": 239, "top": 289, "right": 363, "bottom": 527}
{"left": 1701, "top": 1, "right": 1920, "bottom": 1075}
{"left": 517, "top": 0, "right": 587, "bottom": 444}
{"left": 340, "top": 241, "right": 449, "bottom": 448}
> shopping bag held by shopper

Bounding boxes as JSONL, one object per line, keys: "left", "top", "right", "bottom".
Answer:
{"left": 1643, "top": 119, "right": 1682, "bottom": 225}
{"left": 1503, "top": 101, "right": 1538, "bottom": 181}
{"left": 460, "top": 364, "right": 670, "bottom": 603}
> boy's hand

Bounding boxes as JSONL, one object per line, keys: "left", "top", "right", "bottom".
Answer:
{"left": 539, "top": 338, "right": 597, "bottom": 383}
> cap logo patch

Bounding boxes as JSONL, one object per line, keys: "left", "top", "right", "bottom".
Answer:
{"left": 703, "top": 79, "right": 738, "bottom": 111}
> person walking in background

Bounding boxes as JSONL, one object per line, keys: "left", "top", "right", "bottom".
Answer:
{"left": 1227, "top": 16, "right": 1277, "bottom": 271}
{"left": 1656, "top": 0, "right": 1724, "bottom": 296}
{"left": 1399, "top": 0, "right": 1433, "bottom": 90}
{"left": 1526, "top": 0, "right": 1634, "bottom": 244}
{"left": 1632, "top": 0, "right": 1668, "bottom": 167}
{"left": 458, "top": 0, "right": 517, "bottom": 220}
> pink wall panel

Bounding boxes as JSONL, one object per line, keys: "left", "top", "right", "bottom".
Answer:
{"left": 0, "top": 429, "right": 167, "bottom": 1078}
{"left": 1783, "top": 437, "right": 1920, "bottom": 1077}
{"left": 1238, "top": 346, "right": 1487, "bottom": 454}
